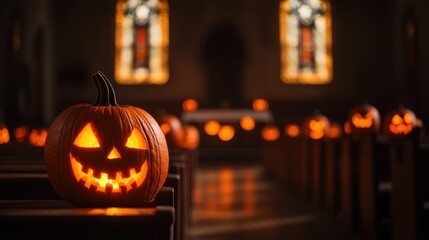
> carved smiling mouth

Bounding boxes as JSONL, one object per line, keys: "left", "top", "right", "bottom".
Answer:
{"left": 70, "top": 153, "right": 148, "bottom": 194}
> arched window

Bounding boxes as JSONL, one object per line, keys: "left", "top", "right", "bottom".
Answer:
{"left": 115, "top": 0, "right": 169, "bottom": 85}
{"left": 280, "top": 0, "right": 332, "bottom": 84}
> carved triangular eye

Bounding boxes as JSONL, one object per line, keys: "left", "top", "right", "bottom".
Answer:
{"left": 126, "top": 128, "right": 148, "bottom": 150}
{"left": 74, "top": 123, "right": 101, "bottom": 148}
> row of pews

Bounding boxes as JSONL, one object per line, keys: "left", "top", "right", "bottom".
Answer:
{"left": 262, "top": 122, "right": 429, "bottom": 240}
{"left": 0, "top": 144, "right": 198, "bottom": 240}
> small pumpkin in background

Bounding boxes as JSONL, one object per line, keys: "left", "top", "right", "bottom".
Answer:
{"left": 14, "top": 125, "right": 29, "bottom": 143}
{"left": 347, "top": 102, "right": 380, "bottom": 140}
{"left": 157, "top": 114, "right": 200, "bottom": 149}
{"left": 44, "top": 71, "right": 169, "bottom": 207}
{"left": 0, "top": 124, "right": 10, "bottom": 144}
{"left": 382, "top": 105, "right": 422, "bottom": 140}
{"left": 302, "top": 110, "right": 330, "bottom": 140}
{"left": 178, "top": 124, "right": 200, "bottom": 150}
{"left": 28, "top": 128, "right": 48, "bottom": 147}
{"left": 326, "top": 122, "right": 343, "bottom": 139}
{"left": 156, "top": 114, "right": 185, "bottom": 148}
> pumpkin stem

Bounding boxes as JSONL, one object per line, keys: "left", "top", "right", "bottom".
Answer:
{"left": 99, "top": 71, "right": 119, "bottom": 106}
{"left": 91, "top": 71, "right": 110, "bottom": 106}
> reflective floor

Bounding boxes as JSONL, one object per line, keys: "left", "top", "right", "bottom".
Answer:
{"left": 189, "top": 159, "right": 358, "bottom": 240}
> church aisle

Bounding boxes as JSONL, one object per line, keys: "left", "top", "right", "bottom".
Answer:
{"left": 189, "top": 160, "right": 358, "bottom": 240}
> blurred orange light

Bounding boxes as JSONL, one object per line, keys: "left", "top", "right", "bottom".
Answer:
{"left": 14, "top": 125, "right": 29, "bottom": 143}
{"left": 0, "top": 126, "right": 10, "bottom": 144}
{"left": 28, "top": 129, "right": 48, "bottom": 147}
{"left": 240, "top": 116, "right": 255, "bottom": 131}
{"left": 204, "top": 120, "right": 220, "bottom": 136}
{"left": 160, "top": 123, "right": 172, "bottom": 135}
{"left": 218, "top": 125, "right": 235, "bottom": 141}
{"left": 252, "top": 98, "right": 269, "bottom": 112}
{"left": 285, "top": 124, "right": 300, "bottom": 138}
{"left": 344, "top": 121, "right": 351, "bottom": 135}
{"left": 182, "top": 98, "right": 198, "bottom": 112}
{"left": 261, "top": 125, "right": 280, "bottom": 141}
{"left": 327, "top": 123, "right": 342, "bottom": 139}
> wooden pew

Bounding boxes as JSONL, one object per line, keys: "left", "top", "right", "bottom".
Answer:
{"left": 389, "top": 134, "right": 429, "bottom": 240}
{"left": 0, "top": 189, "right": 175, "bottom": 240}
{"left": 0, "top": 157, "right": 185, "bottom": 240}
{"left": 338, "top": 135, "right": 391, "bottom": 239}
{"left": 323, "top": 137, "right": 342, "bottom": 216}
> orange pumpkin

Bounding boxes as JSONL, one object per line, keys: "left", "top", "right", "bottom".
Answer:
{"left": 347, "top": 103, "right": 380, "bottom": 139}
{"left": 0, "top": 124, "right": 10, "bottom": 144}
{"left": 44, "top": 71, "right": 169, "bottom": 207}
{"left": 178, "top": 124, "right": 200, "bottom": 149}
{"left": 326, "top": 122, "right": 342, "bottom": 139}
{"left": 382, "top": 106, "right": 421, "bottom": 140}
{"left": 28, "top": 128, "right": 48, "bottom": 147}
{"left": 156, "top": 114, "right": 184, "bottom": 148}
{"left": 302, "top": 111, "right": 330, "bottom": 140}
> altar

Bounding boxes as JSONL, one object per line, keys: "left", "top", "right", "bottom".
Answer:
{"left": 181, "top": 109, "right": 274, "bottom": 160}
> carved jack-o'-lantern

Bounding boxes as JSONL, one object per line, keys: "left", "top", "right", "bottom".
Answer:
{"left": 44, "top": 71, "right": 168, "bottom": 207}
{"left": 0, "top": 124, "right": 10, "bottom": 144}
{"left": 347, "top": 103, "right": 380, "bottom": 139}
{"left": 28, "top": 128, "right": 48, "bottom": 147}
{"left": 383, "top": 106, "right": 421, "bottom": 139}
{"left": 302, "top": 111, "right": 330, "bottom": 140}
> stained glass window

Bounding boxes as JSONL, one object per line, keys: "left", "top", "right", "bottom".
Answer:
{"left": 115, "top": 0, "right": 169, "bottom": 85}
{"left": 280, "top": 0, "right": 333, "bottom": 84}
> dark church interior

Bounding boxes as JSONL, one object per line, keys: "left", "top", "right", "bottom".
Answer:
{"left": 1, "top": 0, "right": 429, "bottom": 239}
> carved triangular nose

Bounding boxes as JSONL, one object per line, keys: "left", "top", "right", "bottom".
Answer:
{"left": 107, "top": 147, "right": 121, "bottom": 160}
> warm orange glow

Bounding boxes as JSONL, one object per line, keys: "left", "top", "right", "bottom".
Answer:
{"left": 87, "top": 207, "right": 155, "bottom": 216}
{"left": 182, "top": 98, "right": 199, "bottom": 112}
{"left": 74, "top": 123, "right": 100, "bottom": 148}
{"left": 351, "top": 113, "right": 373, "bottom": 128}
{"left": 0, "top": 127, "right": 10, "bottom": 144}
{"left": 240, "top": 116, "right": 255, "bottom": 131}
{"left": 115, "top": 0, "right": 169, "bottom": 84}
{"left": 280, "top": 0, "right": 333, "bottom": 84}
{"left": 218, "top": 125, "right": 235, "bottom": 141}
{"left": 285, "top": 124, "right": 300, "bottom": 138}
{"left": 389, "top": 114, "right": 413, "bottom": 135}
{"left": 252, "top": 98, "right": 269, "bottom": 112}
{"left": 204, "top": 120, "right": 221, "bottom": 136}
{"left": 160, "top": 123, "right": 171, "bottom": 135}
{"left": 219, "top": 169, "right": 234, "bottom": 208}
{"left": 308, "top": 119, "right": 325, "bottom": 140}
{"left": 261, "top": 125, "right": 280, "bottom": 141}
{"left": 403, "top": 113, "right": 413, "bottom": 124}
{"left": 107, "top": 147, "right": 122, "bottom": 160}
{"left": 344, "top": 121, "right": 351, "bottom": 135}
{"left": 125, "top": 128, "right": 148, "bottom": 150}
{"left": 327, "top": 123, "right": 342, "bottom": 139}
{"left": 28, "top": 129, "right": 48, "bottom": 147}
{"left": 180, "top": 125, "right": 200, "bottom": 149}
{"left": 70, "top": 154, "right": 148, "bottom": 193}
{"left": 14, "top": 126, "right": 29, "bottom": 143}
